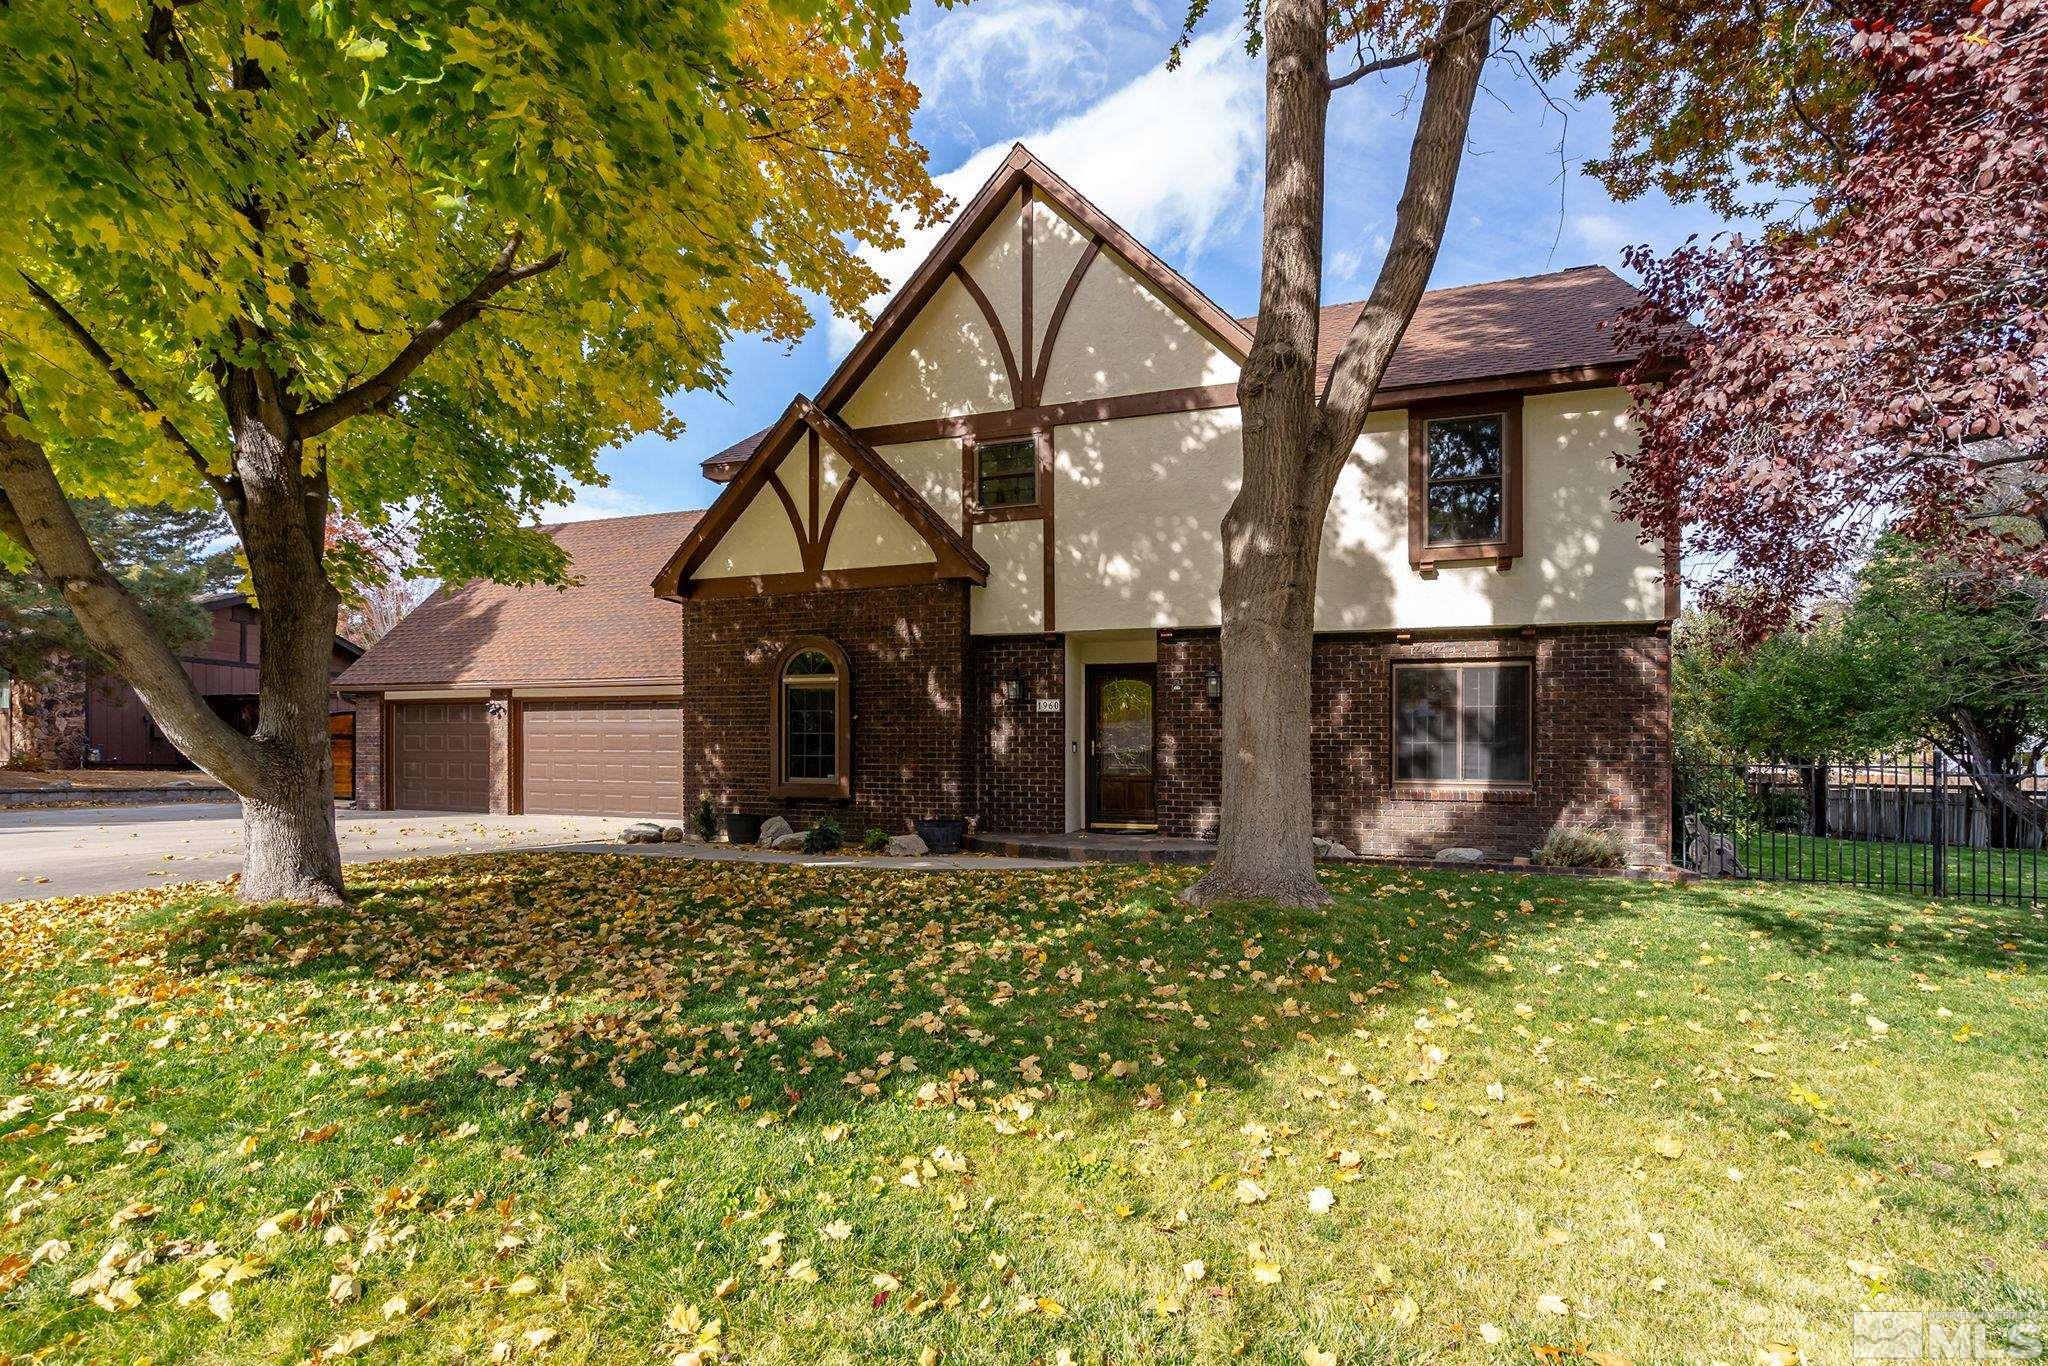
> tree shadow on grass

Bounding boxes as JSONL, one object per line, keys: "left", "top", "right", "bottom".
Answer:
{"left": 134, "top": 853, "right": 2045, "bottom": 1159}
{"left": 133, "top": 854, "right": 1660, "bottom": 1145}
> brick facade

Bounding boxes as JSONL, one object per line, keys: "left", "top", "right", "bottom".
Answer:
{"left": 971, "top": 635, "right": 1067, "bottom": 835}
{"left": 680, "top": 582, "right": 971, "bottom": 833}
{"left": 1156, "top": 625, "right": 1671, "bottom": 864}
{"left": 348, "top": 696, "right": 385, "bottom": 810}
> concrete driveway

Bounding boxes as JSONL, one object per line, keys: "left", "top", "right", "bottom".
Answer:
{"left": 0, "top": 804, "right": 642, "bottom": 902}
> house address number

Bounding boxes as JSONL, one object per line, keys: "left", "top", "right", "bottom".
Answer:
{"left": 1035, "top": 698, "right": 1061, "bottom": 714}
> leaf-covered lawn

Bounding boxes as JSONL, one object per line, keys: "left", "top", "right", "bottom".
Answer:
{"left": 0, "top": 855, "right": 2042, "bottom": 1363}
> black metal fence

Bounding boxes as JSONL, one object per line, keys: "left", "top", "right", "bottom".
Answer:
{"left": 1677, "top": 754, "right": 2047, "bottom": 905}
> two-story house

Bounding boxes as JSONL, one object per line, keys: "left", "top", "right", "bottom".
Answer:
{"left": 338, "top": 147, "right": 1673, "bottom": 862}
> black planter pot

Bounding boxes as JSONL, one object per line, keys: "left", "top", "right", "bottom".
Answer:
{"left": 914, "top": 818, "right": 967, "bottom": 855}
{"left": 725, "top": 812, "right": 766, "bottom": 845}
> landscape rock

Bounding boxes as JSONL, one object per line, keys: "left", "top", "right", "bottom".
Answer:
{"left": 660, "top": 825, "right": 688, "bottom": 843}
{"left": 768, "top": 831, "right": 809, "bottom": 851}
{"left": 1682, "top": 816, "right": 1749, "bottom": 878}
{"left": 1311, "top": 836, "right": 1355, "bottom": 860}
{"left": 884, "top": 834, "right": 929, "bottom": 858}
{"left": 620, "top": 822, "right": 664, "bottom": 845}
{"left": 758, "top": 816, "right": 794, "bottom": 846}
{"left": 1434, "top": 846, "right": 1487, "bottom": 864}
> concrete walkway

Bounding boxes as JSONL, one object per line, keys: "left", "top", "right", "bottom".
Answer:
{"left": 1, "top": 804, "right": 1070, "bottom": 902}
{"left": 2, "top": 804, "right": 640, "bottom": 902}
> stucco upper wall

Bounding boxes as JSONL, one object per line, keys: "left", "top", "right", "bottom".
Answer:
{"left": 1040, "top": 387, "right": 1663, "bottom": 634}
{"left": 839, "top": 272, "right": 1016, "bottom": 428}
{"left": 694, "top": 441, "right": 935, "bottom": 581}
{"left": 696, "top": 445, "right": 805, "bottom": 579}
{"left": 836, "top": 194, "right": 1240, "bottom": 431}
{"left": 1035, "top": 209, "right": 1239, "bottom": 405}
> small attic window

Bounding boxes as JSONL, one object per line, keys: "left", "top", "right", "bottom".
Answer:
{"left": 974, "top": 437, "right": 1038, "bottom": 510}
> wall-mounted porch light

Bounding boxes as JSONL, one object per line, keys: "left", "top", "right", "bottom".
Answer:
{"left": 1003, "top": 675, "right": 1025, "bottom": 704}
{"left": 1205, "top": 666, "right": 1222, "bottom": 703}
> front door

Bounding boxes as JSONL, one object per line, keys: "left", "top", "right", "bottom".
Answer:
{"left": 1087, "top": 665, "right": 1156, "bottom": 830}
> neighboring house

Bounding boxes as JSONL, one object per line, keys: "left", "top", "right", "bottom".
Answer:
{"left": 0, "top": 593, "right": 364, "bottom": 797}
{"left": 338, "top": 146, "right": 1675, "bottom": 861}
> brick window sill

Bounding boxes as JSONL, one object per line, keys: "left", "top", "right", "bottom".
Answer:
{"left": 1391, "top": 785, "right": 1535, "bottom": 804}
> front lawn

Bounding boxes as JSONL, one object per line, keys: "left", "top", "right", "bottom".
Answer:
{"left": 1, "top": 856, "right": 2042, "bottom": 1363}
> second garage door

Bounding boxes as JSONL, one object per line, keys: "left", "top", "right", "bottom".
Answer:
{"left": 519, "top": 699, "right": 685, "bottom": 817}
{"left": 391, "top": 701, "right": 491, "bottom": 811}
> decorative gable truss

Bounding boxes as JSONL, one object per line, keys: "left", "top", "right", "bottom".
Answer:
{"left": 653, "top": 397, "right": 988, "bottom": 600}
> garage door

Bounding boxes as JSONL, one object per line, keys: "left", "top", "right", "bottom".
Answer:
{"left": 520, "top": 700, "right": 684, "bottom": 817}
{"left": 391, "top": 701, "right": 491, "bottom": 811}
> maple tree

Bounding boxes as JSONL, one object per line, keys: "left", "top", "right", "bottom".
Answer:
{"left": 1613, "top": 0, "right": 2048, "bottom": 639}
{"left": 0, "top": 0, "right": 942, "bottom": 902}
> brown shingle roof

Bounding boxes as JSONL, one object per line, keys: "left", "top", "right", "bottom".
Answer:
{"left": 335, "top": 509, "right": 701, "bottom": 689}
{"left": 701, "top": 265, "right": 1642, "bottom": 478}
{"left": 1262, "top": 264, "right": 1645, "bottom": 393}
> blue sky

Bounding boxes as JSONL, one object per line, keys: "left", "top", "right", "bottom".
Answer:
{"left": 548, "top": 0, "right": 1736, "bottom": 522}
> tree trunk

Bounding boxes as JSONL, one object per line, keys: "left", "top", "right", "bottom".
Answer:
{"left": 1805, "top": 760, "right": 1830, "bottom": 838}
{"left": 1184, "top": 0, "right": 1334, "bottom": 908}
{"left": 226, "top": 373, "right": 348, "bottom": 906}
{"left": 1947, "top": 712, "right": 2046, "bottom": 851}
{"left": 1184, "top": 0, "right": 1491, "bottom": 907}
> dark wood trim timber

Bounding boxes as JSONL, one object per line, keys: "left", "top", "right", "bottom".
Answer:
{"left": 683, "top": 562, "right": 950, "bottom": 600}
{"left": 1031, "top": 234, "right": 1101, "bottom": 403}
{"left": 950, "top": 263, "right": 1022, "bottom": 404}
{"left": 656, "top": 395, "right": 988, "bottom": 598}
{"left": 857, "top": 383, "right": 1240, "bottom": 447}
{"left": 1019, "top": 187, "right": 1036, "bottom": 406}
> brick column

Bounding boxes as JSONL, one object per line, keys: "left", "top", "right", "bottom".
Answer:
{"left": 350, "top": 696, "right": 384, "bottom": 810}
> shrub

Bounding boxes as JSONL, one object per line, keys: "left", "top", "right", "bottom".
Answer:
{"left": 692, "top": 794, "right": 720, "bottom": 843}
{"left": 803, "top": 816, "right": 844, "bottom": 855}
{"left": 862, "top": 827, "right": 889, "bottom": 852}
{"left": 1534, "top": 826, "right": 1625, "bottom": 869}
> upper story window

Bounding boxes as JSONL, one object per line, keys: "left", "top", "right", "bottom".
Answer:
{"left": 1407, "top": 397, "right": 1523, "bottom": 572}
{"left": 1424, "top": 414, "right": 1505, "bottom": 546}
{"left": 974, "top": 437, "right": 1038, "bottom": 511}
{"left": 1393, "top": 660, "right": 1533, "bottom": 789}
{"left": 772, "top": 639, "right": 851, "bottom": 797}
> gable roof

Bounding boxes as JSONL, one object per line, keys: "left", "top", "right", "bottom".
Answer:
{"left": 335, "top": 509, "right": 700, "bottom": 689}
{"left": 653, "top": 397, "right": 987, "bottom": 600}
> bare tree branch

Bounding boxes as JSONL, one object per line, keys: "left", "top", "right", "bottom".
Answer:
{"left": 296, "top": 234, "right": 563, "bottom": 439}
{"left": 1326, "top": 0, "right": 1507, "bottom": 91}
{"left": 17, "top": 270, "right": 247, "bottom": 528}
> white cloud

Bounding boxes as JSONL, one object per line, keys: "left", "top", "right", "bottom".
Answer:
{"left": 829, "top": 30, "right": 1264, "bottom": 354}
{"left": 918, "top": 0, "right": 1110, "bottom": 116}
{"left": 538, "top": 480, "right": 659, "bottom": 524}
{"left": 1570, "top": 211, "right": 1635, "bottom": 263}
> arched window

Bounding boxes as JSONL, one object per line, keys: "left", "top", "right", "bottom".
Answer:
{"left": 771, "top": 638, "right": 850, "bottom": 798}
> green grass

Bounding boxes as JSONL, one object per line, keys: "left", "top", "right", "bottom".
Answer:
{"left": 1734, "top": 831, "right": 2048, "bottom": 903}
{"left": 1, "top": 854, "right": 2044, "bottom": 1363}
